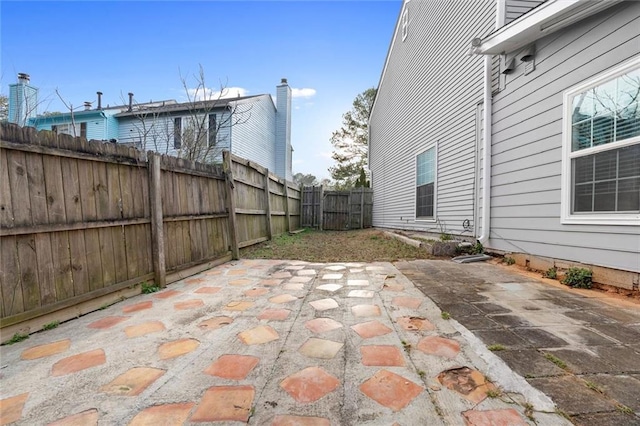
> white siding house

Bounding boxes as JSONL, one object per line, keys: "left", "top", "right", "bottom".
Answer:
{"left": 370, "top": 0, "right": 639, "bottom": 283}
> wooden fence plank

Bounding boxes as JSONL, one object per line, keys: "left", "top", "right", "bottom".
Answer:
{"left": 43, "top": 156, "right": 66, "bottom": 224}
{"left": 223, "top": 151, "right": 239, "bottom": 259}
{"left": 148, "top": 153, "right": 166, "bottom": 287}
{"left": 51, "top": 232, "right": 74, "bottom": 301}
{"left": 264, "top": 169, "right": 272, "bottom": 240}
{"left": 26, "top": 153, "right": 48, "bottom": 225}
{"left": 0, "top": 150, "right": 14, "bottom": 228}
{"left": 68, "top": 229, "right": 89, "bottom": 297}
{"left": 98, "top": 228, "right": 116, "bottom": 287}
{"left": 77, "top": 157, "right": 97, "bottom": 221}
{"left": 1, "top": 236, "right": 24, "bottom": 316}
{"left": 60, "top": 158, "right": 82, "bottom": 223}
{"left": 17, "top": 235, "right": 40, "bottom": 311}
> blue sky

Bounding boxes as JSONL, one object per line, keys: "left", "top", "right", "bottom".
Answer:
{"left": 1, "top": 1, "right": 401, "bottom": 179}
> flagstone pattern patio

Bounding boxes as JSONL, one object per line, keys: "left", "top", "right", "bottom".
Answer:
{"left": 0, "top": 259, "right": 565, "bottom": 425}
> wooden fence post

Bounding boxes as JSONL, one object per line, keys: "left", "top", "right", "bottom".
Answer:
{"left": 223, "top": 151, "right": 240, "bottom": 259}
{"left": 318, "top": 185, "right": 324, "bottom": 231}
{"left": 148, "top": 152, "right": 166, "bottom": 288}
{"left": 264, "top": 169, "right": 273, "bottom": 240}
{"left": 360, "top": 187, "right": 365, "bottom": 229}
{"left": 283, "top": 179, "right": 291, "bottom": 233}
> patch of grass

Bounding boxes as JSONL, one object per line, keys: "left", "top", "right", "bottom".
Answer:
{"left": 440, "top": 233, "right": 453, "bottom": 241}
{"left": 616, "top": 404, "right": 634, "bottom": 415}
{"left": 487, "top": 344, "right": 506, "bottom": 351}
{"left": 503, "top": 256, "right": 516, "bottom": 265}
{"left": 241, "top": 229, "right": 435, "bottom": 263}
{"left": 2, "top": 332, "right": 29, "bottom": 345}
{"left": 141, "top": 282, "right": 161, "bottom": 294}
{"left": 42, "top": 320, "right": 59, "bottom": 331}
{"left": 543, "top": 266, "right": 558, "bottom": 279}
{"left": 544, "top": 353, "right": 568, "bottom": 370}
{"left": 441, "top": 311, "right": 451, "bottom": 320}
{"left": 562, "top": 267, "right": 592, "bottom": 289}
{"left": 486, "top": 388, "right": 502, "bottom": 398}
{"left": 584, "top": 380, "right": 603, "bottom": 394}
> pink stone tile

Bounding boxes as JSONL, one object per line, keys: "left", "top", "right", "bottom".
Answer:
{"left": 124, "top": 321, "right": 166, "bottom": 338}
{"left": 297, "top": 270, "right": 317, "bottom": 276}
{"left": 258, "top": 309, "right": 291, "bottom": 321}
{"left": 185, "top": 277, "right": 206, "bottom": 284}
{"left": 0, "top": 393, "right": 28, "bottom": 425}
{"left": 223, "top": 300, "right": 254, "bottom": 311}
{"left": 101, "top": 367, "right": 165, "bottom": 396}
{"left": 272, "top": 271, "right": 292, "bottom": 279}
{"left": 194, "top": 287, "right": 221, "bottom": 294}
{"left": 360, "top": 345, "right": 405, "bottom": 366}
{"left": 392, "top": 297, "right": 423, "bottom": 310}
{"left": 437, "top": 367, "right": 497, "bottom": 404}
{"left": 261, "top": 279, "right": 284, "bottom": 286}
{"left": 305, "top": 318, "right": 343, "bottom": 334}
{"left": 122, "top": 300, "right": 153, "bottom": 313}
{"left": 359, "top": 370, "right": 422, "bottom": 412}
{"left": 154, "top": 289, "right": 181, "bottom": 299}
{"left": 21, "top": 339, "right": 70, "bottom": 360}
{"left": 174, "top": 299, "right": 204, "bottom": 310}
{"left": 417, "top": 336, "right": 460, "bottom": 359}
{"left": 271, "top": 415, "right": 330, "bottom": 426}
{"left": 51, "top": 349, "right": 106, "bottom": 376}
{"left": 158, "top": 338, "right": 200, "bottom": 360}
{"left": 227, "top": 269, "right": 248, "bottom": 276}
{"left": 298, "top": 338, "right": 344, "bottom": 359}
{"left": 348, "top": 290, "right": 374, "bottom": 298}
{"left": 204, "top": 354, "right": 259, "bottom": 380}
{"left": 322, "top": 273, "right": 343, "bottom": 280}
{"left": 325, "top": 265, "right": 346, "bottom": 271}
{"left": 351, "top": 320, "right": 393, "bottom": 339}
{"left": 309, "top": 298, "right": 339, "bottom": 311}
{"left": 269, "top": 294, "right": 298, "bottom": 304}
{"left": 199, "top": 316, "right": 234, "bottom": 330}
{"left": 229, "top": 279, "right": 253, "bottom": 286}
{"left": 397, "top": 316, "right": 435, "bottom": 331}
{"left": 347, "top": 279, "right": 369, "bottom": 286}
{"left": 283, "top": 283, "right": 304, "bottom": 291}
{"left": 128, "top": 403, "right": 193, "bottom": 426}
{"left": 351, "top": 304, "right": 381, "bottom": 317}
{"left": 205, "top": 269, "right": 223, "bottom": 276}
{"left": 48, "top": 408, "right": 99, "bottom": 426}
{"left": 291, "top": 276, "right": 313, "bottom": 283}
{"left": 244, "top": 288, "right": 269, "bottom": 297}
{"left": 191, "top": 386, "right": 254, "bottom": 422}
{"left": 316, "top": 284, "right": 342, "bottom": 292}
{"left": 280, "top": 367, "right": 340, "bottom": 403}
{"left": 383, "top": 283, "right": 404, "bottom": 292}
{"left": 462, "top": 409, "right": 528, "bottom": 426}
{"left": 238, "top": 325, "right": 279, "bottom": 345}
{"left": 88, "top": 316, "right": 129, "bottom": 329}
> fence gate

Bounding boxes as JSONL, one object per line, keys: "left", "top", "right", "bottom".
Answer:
{"left": 301, "top": 186, "right": 373, "bottom": 231}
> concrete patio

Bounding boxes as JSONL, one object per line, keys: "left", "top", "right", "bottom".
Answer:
{"left": 0, "top": 259, "right": 568, "bottom": 425}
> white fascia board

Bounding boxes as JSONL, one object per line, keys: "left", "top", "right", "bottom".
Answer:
{"left": 474, "top": 0, "right": 621, "bottom": 55}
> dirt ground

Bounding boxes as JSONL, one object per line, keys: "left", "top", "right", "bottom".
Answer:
{"left": 240, "top": 228, "right": 435, "bottom": 263}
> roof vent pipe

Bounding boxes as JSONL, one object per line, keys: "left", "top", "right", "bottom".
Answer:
{"left": 97, "top": 92, "right": 103, "bottom": 110}
{"left": 17, "top": 73, "right": 30, "bottom": 84}
{"left": 128, "top": 92, "right": 134, "bottom": 112}
{"left": 84, "top": 102, "right": 92, "bottom": 111}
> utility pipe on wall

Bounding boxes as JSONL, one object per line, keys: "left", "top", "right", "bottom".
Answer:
{"left": 478, "top": 55, "right": 492, "bottom": 245}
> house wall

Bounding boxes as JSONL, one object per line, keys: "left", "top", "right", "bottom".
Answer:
{"left": 505, "top": 0, "right": 546, "bottom": 24}
{"left": 369, "top": 0, "right": 495, "bottom": 236}
{"left": 488, "top": 2, "right": 640, "bottom": 272}
{"left": 31, "top": 114, "right": 108, "bottom": 141}
{"left": 231, "top": 95, "right": 278, "bottom": 173}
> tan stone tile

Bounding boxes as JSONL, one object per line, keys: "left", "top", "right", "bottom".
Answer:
{"left": 244, "top": 287, "right": 269, "bottom": 297}
{"left": 348, "top": 290, "right": 374, "bottom": 298}
{"left": 21, "top": 339, "right": 70, "bottom": 360}
{"left": 204, "top": 354, "right": 259, "bottom": 380}
{"left": 316, "top": 284, "right": 342, "bottom": 292}
{"left": 397, "top": 316, "right": 435, "bottom": 331}
{"left": 128, "top": 403, "right": 194, "bottom": 426}
{"left": 305, "top": 318, "right": 343, "bottom": 334}
{"left": 298, "top": 338, "right": 344, "bottom": 359}
{"left": 325, "top": 265, "right": 346, "bottom": 271}
{"left": 360, "top": 345, "right": 405, "bottom": 366}
{"left": 48, "top": 408, "right": 98, "bottom": 426}
{"left": 185, "top": 277, "right": 206, "bottom": 284}
{"left": 174, "top": 299, "right": 204, "bottom": 310}
{"left": 322, "top": 273, "right": 343, "bottom": 280}
{"left": 190, "top": 386, "right": 254, "bottom": 422}
{"left": 272, "top": 271, "right": 292, "bottom": 279}
{"left": 392, "top": 297, "right": 423, "bottom": 310}
{"left": 257, "top": 309, "right": 291, "bottom": 321}
{"left": 154, "top": 289, "right": 181, "bottom": 299}
{"left": 223, "top": 300, "right": 254, "bottom": 311}
{"left": 194, "top": 287, "right": 221, "bottom": 295}
{"left": 271, "top": 415, "right": 330, "bottom": 426}
{"left": 383, "top": 283, "right": 404, "bottom": 292}
{"left": 351, "top": 320, "right": 392, "bottom": 339}
{"left": 347, "top": 279, "right": 369, "bottom": 286}
{"left": 269, "top": 294, "right": 298, "bottom": 304}
{"left": 261, "top": 279, "right": 284, "bottom": 286}
{"left": 88, "top": 316, "right": 129, "bottom": 329}
{"left": 290, "top": 276, "right": 313, "bottom": 283}
{"left": 158, "top": 338, "right": 200, "bottom": 360}
{"left": 359, "top": 370, "right": 422, "bottom": 412}
{"left": 124, "top": 321, "right": 166, "bottom": 338}
{"left": 122, "top": 300, "right": 153, "bottom": 313}
{"left": 198, "top": 316, "right": 233, "bottom": 330}
{"left": 416, "top": 336, "right": 460, "bottom": 359}
{"left": 280, "top": 367, "right": 339, "bottom": 403}
{"left": 462, "top": 408, "right": 527, "bottom": 426}
{"left": 297, "top": 270, "right": 317, "bottom": 276}
{"left": 351, "top": 304, "right": 381, "bottom": 317}
{"left": 229, "top": 279, "right": 253, "bottom": 286}
{"left": 283, "top": 283, "right": 304, "bottom": 291}
{"left": 309, "top": 298, "right": 339, "bottom": 311}
{"left": 101, "top": 367, "right": 165, "bottom": 396}
{"left": 238, "top": 325, "right": 279, "bottom": 345}
{"left": 51, "top": 349, "right": 106, "bottom": 376}
{"left": 0, "top": 393, "right": 28, "bottom": 426}
{"left": 227, "top": 269, "right": 248, "bottom": 276}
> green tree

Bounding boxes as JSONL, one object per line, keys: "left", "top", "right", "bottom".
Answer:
{"left": 329, "top": 87, "right": 376, "bottom": 189}
{"left": 293, "top": 173, "right": 319, "bottom": 186}
{"left": 354, "top": 167, "right": 370, "bottom": 188}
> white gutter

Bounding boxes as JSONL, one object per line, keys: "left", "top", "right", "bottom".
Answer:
{"left": 478, "top": 55, "right": 492, "bottom": 245}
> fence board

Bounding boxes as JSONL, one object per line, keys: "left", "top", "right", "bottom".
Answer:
{"left": 43, "top": 157, "right": 66, "bottom": 223}
{"left": 1, "top": 236, "right": 23, "bottom": 316}
{"left": 0, "top": 151, "right": 14, "bottom": 228}
{"left": 7, "top": 151, "right": 30, "bottom": 227}
{"left": 301, "top": 186, "right": 373, "bottom": 231}
{"left": 51, "top": 231, "right": 73, "bottom": 301}
{"left": 27, "top": 153, "right": 48, "bottom": 224}
{"left": 68, "top": 229, "right": 89, "bottom": 297}
{"left": 60, "top": 158, "right": 82, "bottom": 222}
{"left": 17, "top": 235, "right": 40, "bottom": 311}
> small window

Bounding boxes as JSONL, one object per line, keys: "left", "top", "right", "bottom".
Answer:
{"left": 174, "top": 117, "right": 182, "bottom": 149}
{"left": 80, "top": 122, "right": 87, "bottom": 139}
{"left": 401, "top": 6, "right": 409, "bottom": 41}
{"left": 208, "top": 114, "right": 217, "bottom": 147}
{"left": 416, "top": 146, "right": 436, "bottom": 219}
{"left": 562, "top": 56, "right": 640, "bottom": 225}
{"left": 51, "top": 125, "right": 58, "bottom": 133}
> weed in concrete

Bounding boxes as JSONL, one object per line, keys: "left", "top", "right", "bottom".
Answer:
{"left": 141, "top": 282, "right": 161, "bottom": 294}
{"left": 503, "top": 256, "right": 516, "bottom": 265}
{"left": 43, "top": 320, "right": 59, "bottom": 331}
{"left": 441, "top": 311, "right": 451, "bottom": 320}
{"left": 616, "top": 404, "right": 634, "bottom": 415}
{"left": 417, "top": 370, "right": 426, "bottom": 378}
{"left": 562, "top": 267, "right": 592, "bottom": 289}
{"left": 556, "top": 409, "right": 571, "bottom": 420}
{"left": 523, "top": 403, "right": 535, "bottom": 422}
{"left": 544, "top": 353, "right": 568, "bottom": 370}
{"left": 3, "top": 332, "right": 29, "bottom": 345}
{"left": 487, "top": 344, "right": 506, "bottom": 351}
{"left": 401, "top": 340, "right": 412, "bottom": 353}
{"left": 524, "top": 374, "right": 535, "bottom": 379}
{"left": 486, "top": 389, "right": 502, "bottom": 398}
{"left": 543, "top": 266, "right": 557, "bottom": 279}
{"left": 584, "top": 380, "right": 603, "bottom": 394}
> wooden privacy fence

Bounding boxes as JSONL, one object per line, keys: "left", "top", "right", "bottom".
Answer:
{"left": 301, "top": 186, "right": 373, "bottom": 231}
{"left": 0, "top": 123, "right": 300, "bottom": 335}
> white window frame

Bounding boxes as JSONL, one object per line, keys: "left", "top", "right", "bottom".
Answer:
{"left": 414, "top": 142, "right": 438, "bottom": 222}
{"left": 561, "top": 55, "right": 640, "bottom": 226}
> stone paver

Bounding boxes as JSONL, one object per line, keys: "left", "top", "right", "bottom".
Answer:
{"left": 0, "top": 259, "right": 574, "bottom": 425}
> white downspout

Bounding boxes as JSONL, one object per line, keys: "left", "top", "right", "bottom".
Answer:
{"left": 478, "top": 55, "right": 492, "bottom": 245}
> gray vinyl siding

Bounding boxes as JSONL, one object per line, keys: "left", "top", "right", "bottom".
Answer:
{"left": 505, "top": 0, "right": 546, "bottom": 24}
{"left": 488, "top": 2, "right": 640, "bottom": 272}
{"left": 231, "top": 95, "right": 278, "bottom": 174}
{"left": 370, "top": 0, "right": 495, "bottom": 235}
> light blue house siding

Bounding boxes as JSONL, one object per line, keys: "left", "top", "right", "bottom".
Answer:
{"left": 231, "top": 95, "right": 277, "bottom": 172}
{"left": 485, "top": 2, "right": 640, "bottom": 273}
{"left": 8, "top": 75, "right": 38, "bottom": 126}
{"left": 29, "top": 109, "right": 120, "bottom": 141}
{"left": 369, "top": 0, "right": 495, "bottom": 236}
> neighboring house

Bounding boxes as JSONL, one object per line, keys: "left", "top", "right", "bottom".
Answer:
{"left": 9, "top": 76, "right": 293, "bottom": 180}
{"left": 8, "top": 73, "right": 38, "bottom": 126}
{"left": 370, "top": 0, "right": 639, "bottom": 281}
